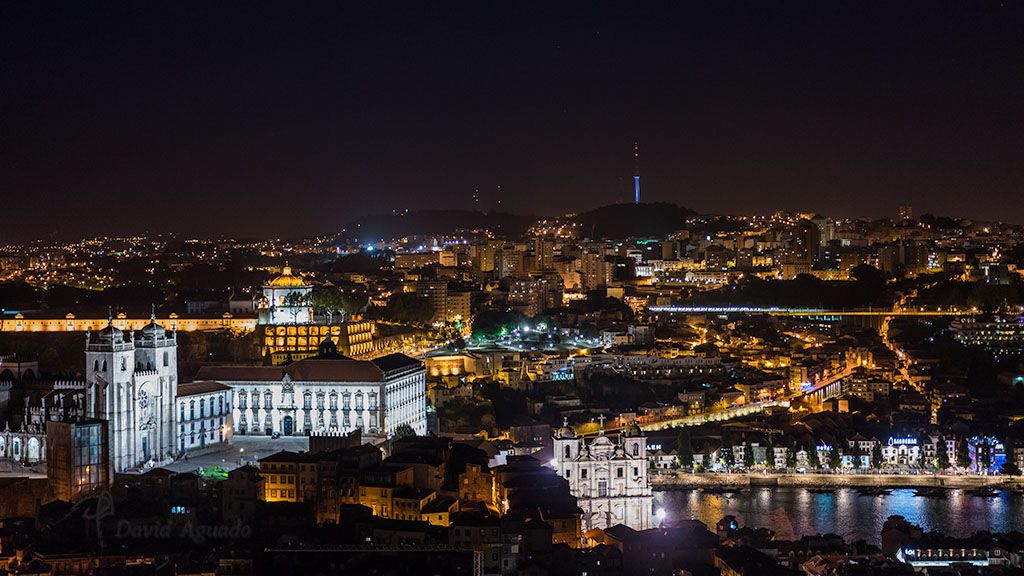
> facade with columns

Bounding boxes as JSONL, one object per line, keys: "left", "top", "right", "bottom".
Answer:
{"left": 551, "top": 418, "right": 653, "bottom": 532}
{"left": 85, "top": 317, "right": 179, "bottom": 473}
{"left": 195, "top": 342, "right": 426, "bottom": 439}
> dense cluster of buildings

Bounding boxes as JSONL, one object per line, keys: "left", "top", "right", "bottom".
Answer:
{"left": 2, "top": 206, "right": 1024, "bottom": 573}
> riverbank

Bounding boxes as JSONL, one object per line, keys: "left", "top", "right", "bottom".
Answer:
{"left": 652, "top": 471, "right": 1021, "bottom": 489}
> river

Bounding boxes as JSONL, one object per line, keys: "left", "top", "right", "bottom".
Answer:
{"left": 654, "top": 487, "right": 1024, "bottom": 543}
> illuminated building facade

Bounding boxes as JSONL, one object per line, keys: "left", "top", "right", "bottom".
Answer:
{"left": 552, "top": 419, "right": 652, "bottom": 532}
{"left": 85, "top": 315, "right": 179, "bottom": 472}
{"left": 176, "top": 381, "right": 234, "bottom": 452}
{"left": 257, "top": 265, "right": 313, "bottom": 325}
{"left": 257, "top": 320, "right": 376, "bottom": 362}
{"left": 45, "top": 419, "right": 109, "bottom": 503}
{"left": 197, "top": 344, "right": 426, "bottom": 439}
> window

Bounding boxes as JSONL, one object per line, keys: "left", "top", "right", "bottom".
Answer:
{"left": 564, "top": 445, "right": 570, "bottom": 458}
{"left": 329, "top": 393, "right": 338, "bottom": 410}
{"left": 189, "top": 400, "right": 195, "bottom": 420}
{"left": 632, "top": 443, "right": 639, "bottom": 456}
{"left": 616, "top": 468, "right": 623, "bottom": 478}
{"left": 163, "top": 352, "right": 169, "bottom": 367}
{"left": 200, "top": 399, "right": 206, "bottom": 418}
{"left": 303, "top": 392, "right": 312, "bottom": 410}
{"left": 180, "top": 403, "right": 185, "bottom": 421}
{"left": 581, "top": 469, "right": 588, "bottom": 479}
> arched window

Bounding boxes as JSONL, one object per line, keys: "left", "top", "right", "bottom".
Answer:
{"left": 218, "top": 396, "right": 224, "bottom": 415}
{"left": 303, "top": 392, "right": 312, "bottom": 410}
{"left": 121, "top": 357, "right": 127, "bottom": 371}
{"left": 180, "top": 403, "right": 185, "bottom": 421}
{"left": 564, "top": 445, "right": 570, "bottom": 458}
{"left": 264, "top": 391, "right": 273, "bottom": 410}
{"left": 94, "top": 360, "right": 99, "bottom": 371}
{"left": 632, "top": 443, "right": 639, "bottom": 456}
{"left": 102, "top": 360, "right": 107, "bottom": 371}
{"left": 200, "top": 399, "right": 206, "bottom": 418}
{"left": 190, "top": 400, "right": 195, "bottom": 420}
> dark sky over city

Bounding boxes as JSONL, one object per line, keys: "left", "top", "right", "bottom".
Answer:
{"left": 3, "top": 3, "right": 1023, "bottom": 241}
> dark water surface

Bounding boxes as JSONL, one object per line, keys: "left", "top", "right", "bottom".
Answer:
{"left": 655, "top": 487, "right": 1024, "bottom": 543}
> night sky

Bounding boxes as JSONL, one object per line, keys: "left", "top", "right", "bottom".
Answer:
{"left": 3, "top": 3, "right": 1023, "bottom": 242}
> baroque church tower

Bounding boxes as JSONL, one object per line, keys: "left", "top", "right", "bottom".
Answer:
{"left": 85, "top": 312, "right": 178, "bottom": 472}
{"left": 552, "top": 417, "right": 653, "bottom": 532}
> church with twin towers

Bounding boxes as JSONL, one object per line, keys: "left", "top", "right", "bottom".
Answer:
{"left": 85, "top": 312, "right": 179, "bottom": 473}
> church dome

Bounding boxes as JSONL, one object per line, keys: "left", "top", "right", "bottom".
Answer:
{"left": 140, "top": 318, "right": 167, "bottom": 338}
{"left": 93, "top": 324, "right": 127, "bottom": 345}
{"left": 267, "top": 264, "right": 308, "bottom": 288}
{"left": 555, "top": 418, "right": 577, "bottom": 439}
{"left": 622, "top": 422, "right": 644, "bottom": 437}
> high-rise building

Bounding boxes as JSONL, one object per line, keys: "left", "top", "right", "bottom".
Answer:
{"left": 46, "top": 419, "right": 110, "bottom": 503}
{"left": 531, "top": 238, "right": 555, "bottom": 272}
{"left": 580, "top": 252, "right": 609, "bottom": 291}
{"left": 899, "top": 205, "right": 913, "bottom": 221}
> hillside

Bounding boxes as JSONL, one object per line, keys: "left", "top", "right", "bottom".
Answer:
{"left": 337, "top": 210, "right": 536, "bottom": 242}
{"left": 573, "top": 202, "right": 697, "bottom": 239}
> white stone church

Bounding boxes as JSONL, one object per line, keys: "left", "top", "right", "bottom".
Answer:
{"left": 552, "top": 418, "right": 653, "bottom": 532}
{"left": 85, "top": 315, "right": 179, "bottom": 473}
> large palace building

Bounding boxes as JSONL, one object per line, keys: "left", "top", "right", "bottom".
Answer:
{"left": 195, "top": 339, "right": 426, "bottom": 439}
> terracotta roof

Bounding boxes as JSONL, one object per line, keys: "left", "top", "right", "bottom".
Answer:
{"left": 195, "top": 366, "right": 285, "bottom": 382}
{"left": 285, "top": 359, "right": 384, "bottom": 382}
{"left": 371, "top": 353, "right": 422, "bottom": 373}
{"left": 177, "top": 381, "right": 233, "bottom": 397}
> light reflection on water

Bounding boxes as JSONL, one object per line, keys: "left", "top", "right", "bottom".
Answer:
{"left": 655, "top": 487, "right": 1024, "bottom": 543}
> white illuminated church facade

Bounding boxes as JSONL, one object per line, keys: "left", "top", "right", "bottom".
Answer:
{"left": 552, "top": 418, "right": 653, "bottom": 532}
{"left": 85, "top": 315, "right": 179, "bottom": 473}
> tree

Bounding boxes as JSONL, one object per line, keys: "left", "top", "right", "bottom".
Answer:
{"left": 828, "top": 446, "right": 841, "bottom": 470}
{"left": 310, "top": 287, "right": 347, "bottom": 323}
{"left": 385, "top": 292, "right": 434, "bottom": 324}
{"left": 676, "top": 428, "right": 694, "bottom": 471}
{"left": 283, "top": 292, "right": 304, "bottom": 324}
{"left": 935, "top": 436, "right": 950, "bottom": 470}
{"left": 850, "top": 443, "right": 863, "bottom": 469}
{"left": 393, "top": 423, "right": 416, "bottom": 439}
{"left": 743, "top": 442, "right": 755, "bottom": 469}
{"left": 721, "top": 445, "right": 735, "bottom": 469}
{"left": 956, "top": 439, "right": 971, "bottom": 469}
{"left": 786, "top": 444, "right": 798, "bottom": 469}
{"left": 872, "top": 443, "right": 884, "bottom": 470}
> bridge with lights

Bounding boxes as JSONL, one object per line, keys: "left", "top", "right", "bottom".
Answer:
{"left": 647, "top": 306, "right": 976, "bottom": 317}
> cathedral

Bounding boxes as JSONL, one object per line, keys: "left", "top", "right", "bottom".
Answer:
{"left": 552, "top": 418, "right": 653, "bottom": 532}
{"left": 85, "top": 314, "right": 178, "bottom": 473}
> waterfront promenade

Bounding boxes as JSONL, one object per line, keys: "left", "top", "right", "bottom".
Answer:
{"left": 653, "top": 470, "right": 1022, "bottom": 489}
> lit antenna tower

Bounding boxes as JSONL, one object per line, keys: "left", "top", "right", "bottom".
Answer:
{"left": 633, "top": 142, "right": 641, "bottom": 205}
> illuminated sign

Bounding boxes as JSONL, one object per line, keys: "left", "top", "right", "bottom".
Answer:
{"left": 888, "top": 437, "right": 918, "bottom": 446}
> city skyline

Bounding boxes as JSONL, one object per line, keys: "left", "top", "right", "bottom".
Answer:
{"left": 4, "top": 3, "right": 1024, "bottom": 243}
